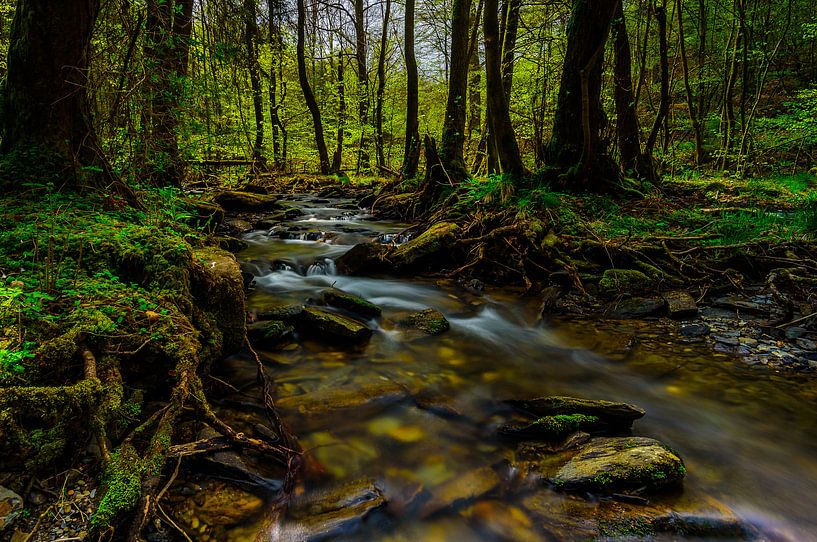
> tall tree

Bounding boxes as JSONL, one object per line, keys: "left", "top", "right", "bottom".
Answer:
{"left": 374, "top": 0, "right": 392, "bottom": 168}
{"left": 354, "top": 0, "right": 371, "bottom": 171}
{"left": 244, "top": 0, "right": 265, "bottom": 166}
{"left": 0, "top": 0, "right": 121, "bottom": 192}
{"left": 546, "top": 0, "right": 620, "bottom": 189}
{"left": 332, "top": 50, "right": 346, "bottom": 172}
{"left": 402, "top": 0, "right": 421, "bottom": 177}
{"left": 484, "top": 0, "right": 525, "bottom": 177}
{"left": 268, "top": 0, "right": 286, "bottom": 167}
{"left": 297, "top": 0, "right": 330, "bottom": 173}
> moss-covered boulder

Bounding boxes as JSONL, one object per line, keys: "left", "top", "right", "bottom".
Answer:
{"left": 551, "top": 437, "right": 686, "bottom": 493}
{"left": 504, "top": 396, "right": 645, "bottom": 429}
{"left": 213, "top": 190, "right": 278, "bottom": 212}
{"left": 191, "top": 247, "right": 247, "bottom": 356}
{"left": 598, "top": 269, "right": 652, "bottom": 297}
{"left": 321, "top": 288, "right": 382, "bottom": 319}
{"left": 389, "top": 222, "right": 460, "bottom": 271}
{"left": 247, "top": 320, "right": 295, "bottom": 347}
{"left": 499, "top": 414, "right": 603, "bottom": 441}
{"left": 399, "top": 308, "right": 450, "bottom": 335}
{"left": 298, "top": 307, "right": 372, "bottom": 343}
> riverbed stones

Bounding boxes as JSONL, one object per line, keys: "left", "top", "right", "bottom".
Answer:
{"left": 213, "top": 190, "right": 278, "bottom": 212}
{"left": 335, "top": 242, "right": 390, "bottom": 275}
{"left": 247, "top": 320, "right": 295, "bottom": 347}
{"left": 277, "top": 381, "right": 408, "bottom": 417}
{"left": 257, "top": 303, "right": 305, "bottom": 322}
{"left": 279, "top": 479, "right": 386, "bottom": 540}
{"left": 420, "top": 466, "right": 501, "bottom": 517}
{"left": 390, "top": 222, "right": 461, "bottom": 271}
{"left": 504, "top": 396, "right": 646, "bottom": 429}
{"left": 551, "top": 437, "right": 686, "bottom": 493}
{"left": 320, "top": 288, "right": 382, "bottom": 319}
{"left": 399, "top": 308, "right": 450, "bottom": 335}
{"left": 0, "top": 486, "right": 22, "bottom": 531}
{"left": 298, "top": 307, "right": 373, "bottom": 343}
{"left": 663, "top": 291, "right": 698, "bottom": 319}
{"left": 608, "top": 297, "right": 666, "bottom": 319}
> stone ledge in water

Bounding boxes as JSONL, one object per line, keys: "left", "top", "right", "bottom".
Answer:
{"left": 335, "top": 242, "right": 390, "bottom": 275}
{"left": 298, "top": 307, "right": 373, "bottom": 343}
{"left": 499, "top": 415, "right": 603, "bottom": 441}
{"left": 399, "top": 308, "right": 450, "bottom": 335}
{"left": 504, "top": 396, "right": 645, "bottom": 428}
{"left": 607, "top": 297, "right": 666, "bottom": 319}
{"left": 256, "top": 303, "right": 305, "bottom": 322}
{"left": 247, "top": 320, "right": 295, "bottom": 347}
{"left": 212, "top": 190, "right": 278, "bottom": 212}
{"left": 389, "top": 222, "right": 461, "bottom": 270}
{"left": 598, "top": 269, "right": 652, "bottom": 297}
{"left": 551, "top": 437, "right": 686, "bottom": 494}
{"left": 320, "top": 288, "right": 382, "bottom": 319}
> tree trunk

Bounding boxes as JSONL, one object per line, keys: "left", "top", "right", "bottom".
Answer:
{"left": 402, "top": 0, "right": 421, "bottom": 177}
{"left": 0, "top": 0, "right": 122, "bottom": 192}
{"left": 546, "top": 0, "right": 619, "bottom": 189}
{"left": 333, "top": 51, "right": 346, "bottom": 172}
{"left": 438, "top": 0, "right": 473, "bottom": 180}
{"left": 375, "top": 0, "right": 391, "bottom": 168}
{"left": 268, "top": 0, "right": 285, "bottom": 167}
{"left": 612, "top": 0, "right": 647, "bottom": 175}
{"left": 244, "top": 0, "right": 265, "bottom": 167}
{"left": 467, "top": 4, "right": 482, "bottom": 152}
{"left": 676, "top": 0, "right": 704, "bottom": 165}
{"left": 297, "top": 0, "right": 330, "bottom": 173}
{"left": 355, "top": 0, "right": 370, "bottom": 171}
{"left": 645, "top": 1, "right": 669, "bottom": 157}
{"left": 500, "top": 0, "right": 520, "bottom": 99}
{"left": 484, "top": 0, "right": 525, "bottom": 177}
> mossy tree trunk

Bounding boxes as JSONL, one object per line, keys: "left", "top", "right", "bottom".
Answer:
{"left": 546, "top": 0, "right": 620, "bottom": 191}
{"left": 0, "top": 0, "right": 123, "bottom": 191}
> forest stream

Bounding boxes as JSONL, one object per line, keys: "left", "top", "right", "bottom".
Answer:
{"left": 175, "top": 195, "right": 817, "bottom": 541}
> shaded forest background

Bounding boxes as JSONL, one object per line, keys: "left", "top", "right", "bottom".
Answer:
{"left": 0, "top": 0, "right": 814, "bottom": 186}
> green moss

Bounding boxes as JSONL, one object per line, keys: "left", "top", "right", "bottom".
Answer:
{"left": 598, "top": 269, "right": 651, "bottom": 296}
{"left": 93, "top": 445, "right": 143, "bottom": 527}
{"left": 400, "top": 308, "right": 450, "bottom": 335}
{"left": 531, "top": 414, "right": 600, "bottom": 439}
{"left": 599, "top": 517, "right": 656, "bottom": 538}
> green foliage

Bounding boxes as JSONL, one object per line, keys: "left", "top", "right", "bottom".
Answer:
{"left": 93, "top": 445, "right": 143, "bottom": 527}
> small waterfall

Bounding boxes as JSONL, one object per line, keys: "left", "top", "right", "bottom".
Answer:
{"left": 306, "top": 258, "right": 336, "bottom": 276}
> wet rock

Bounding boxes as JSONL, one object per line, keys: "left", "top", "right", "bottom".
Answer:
{"left": 247, "top": 320, "right": 295, "bottom": 347}
{"left": 178, "top": 481, "right": 265, "bottom": 526}
{"left": 191, "top": 247, "right": 247, "bottom": 355}
{"left": 0, "top": 486, "right": 23, "bottom": 531}
{"left": 711, "top": 295, "right": 772, "bottom": 315}
{"left": 608, "top": 297, "right": 666, "bottom": 319}
{"left": 650, "top": 513, "right": 761, "bottom": 539}
{"left": 196, "top": 427, "right": 282, "bottom": 491}
{"left": 504, "top": 396, "right": 645, "bottom": 429}
{"left": 335, "top": 242, "right": 390, "bottom": 275}
{"left": 389, "top": 222, "right": 461, "bottom": 271}
{"left": 517, "top": 432, "right": 591, "bottom": 456}
{"left": 399, "top": 308, "right": 450, "bottom": 335}
{"left": 680, "top": 323, "right": 710, "bottom": 338}
{"left": 462, "top": 501, "right": 542, "bottom": 542}
{"left": 320, "top": 288, "right": 382, "bottom": 319}
{"left": 256, "top": 303, "right": 305, "bottom": 322}
{"left": 499, "top": 415, "right": 604, "bottom": 441}
{"left": 279, "top": 479, "right": 386, "bottom": 541}
{"left": 213, "top": 190, "right": 278, "bottom": 212}
{"left": 551, "top": 437, "right": 686, "bottom": 494}
{"left": 298, "top": 307, "right": 373, "bottom": 343}
{"left": 598, "top": 269, "right": 651, "bottom": 297}
{"left": 785, "top": 327, "right": 808, "bottom": 340}
{"left": 224, "top": 218, "right": 253, "bottom": 234}
{"left": 271, "top": 207, "right": 304, "bottom": 221}
{"left": 420, "top": 466, "right": 501, "bottom": 517}
{"left": 664, "top": 291, "right": 698, "bottom": 319}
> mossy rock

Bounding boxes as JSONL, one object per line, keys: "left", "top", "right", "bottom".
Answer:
{"left": 298, "top": 307, "right": 372, "bottom": 344}
{"left": 320, "top": 288, "right": 382, "bottom": 319}
{"left": 247, "top": 320, "right": 295, "bottom": 347}
{"left": 499, "top": 414, "right": 603, "bottom": 441}
{"left": 212, "top": 191, "right": 278, "bottom": 212}
{"left": 551, "top": 437, "right": 686, "bottom": 493}
{"left": 389, "top": 222, "right": 461, "bottom": 271}
{"left": 504, "top": 396, "right": 645, "bottom": 429}
{"left": 184, "top": 199, "right": 225, "bottom": 232}
{"left": 191, "top": 247, "right": 247, "bottom": 355}
{"left": 598, "top": 269, "right": 652, "bottom": 297}
{"left": 399, "top": 308, "right": 450, "bottom": 335}
{"left": 256, "top": 304, "right": 305, "bottom": 322}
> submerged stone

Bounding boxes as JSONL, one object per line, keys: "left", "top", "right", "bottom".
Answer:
{"left": 247, "top": 320, "right": 295, "bottom": 347}
{"left": 551, "top": 437, "right": 686, "bottom": 493}
{"left": 320, "top": 288, "right": 382, "bottom": 319}
{"left": 298, "top": 307, "right": 373, "bottom": 343}
{"left": 420, "top": 466, "right": 501, "bottom": 517}
{"left": 256, "top": 303, "right": 305, "bottom": 322}
{"left": 277, "top": 381, "right": 408, "bottom": 417}
{"left": 504, "top": 396, "right": 645, "bottom": 429}
{"left": 213, "top": 190, "right": 278, "bottom": 212}
{"left": 608, "top": 297, "right": 666, "bottom": 319}
{"left": 399, "top": 308, "right": 450, "bottom": 335}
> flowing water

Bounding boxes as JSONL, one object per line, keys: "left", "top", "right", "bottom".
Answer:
{"left": 208, "top": 195, "right": 817, "bottom": 541}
